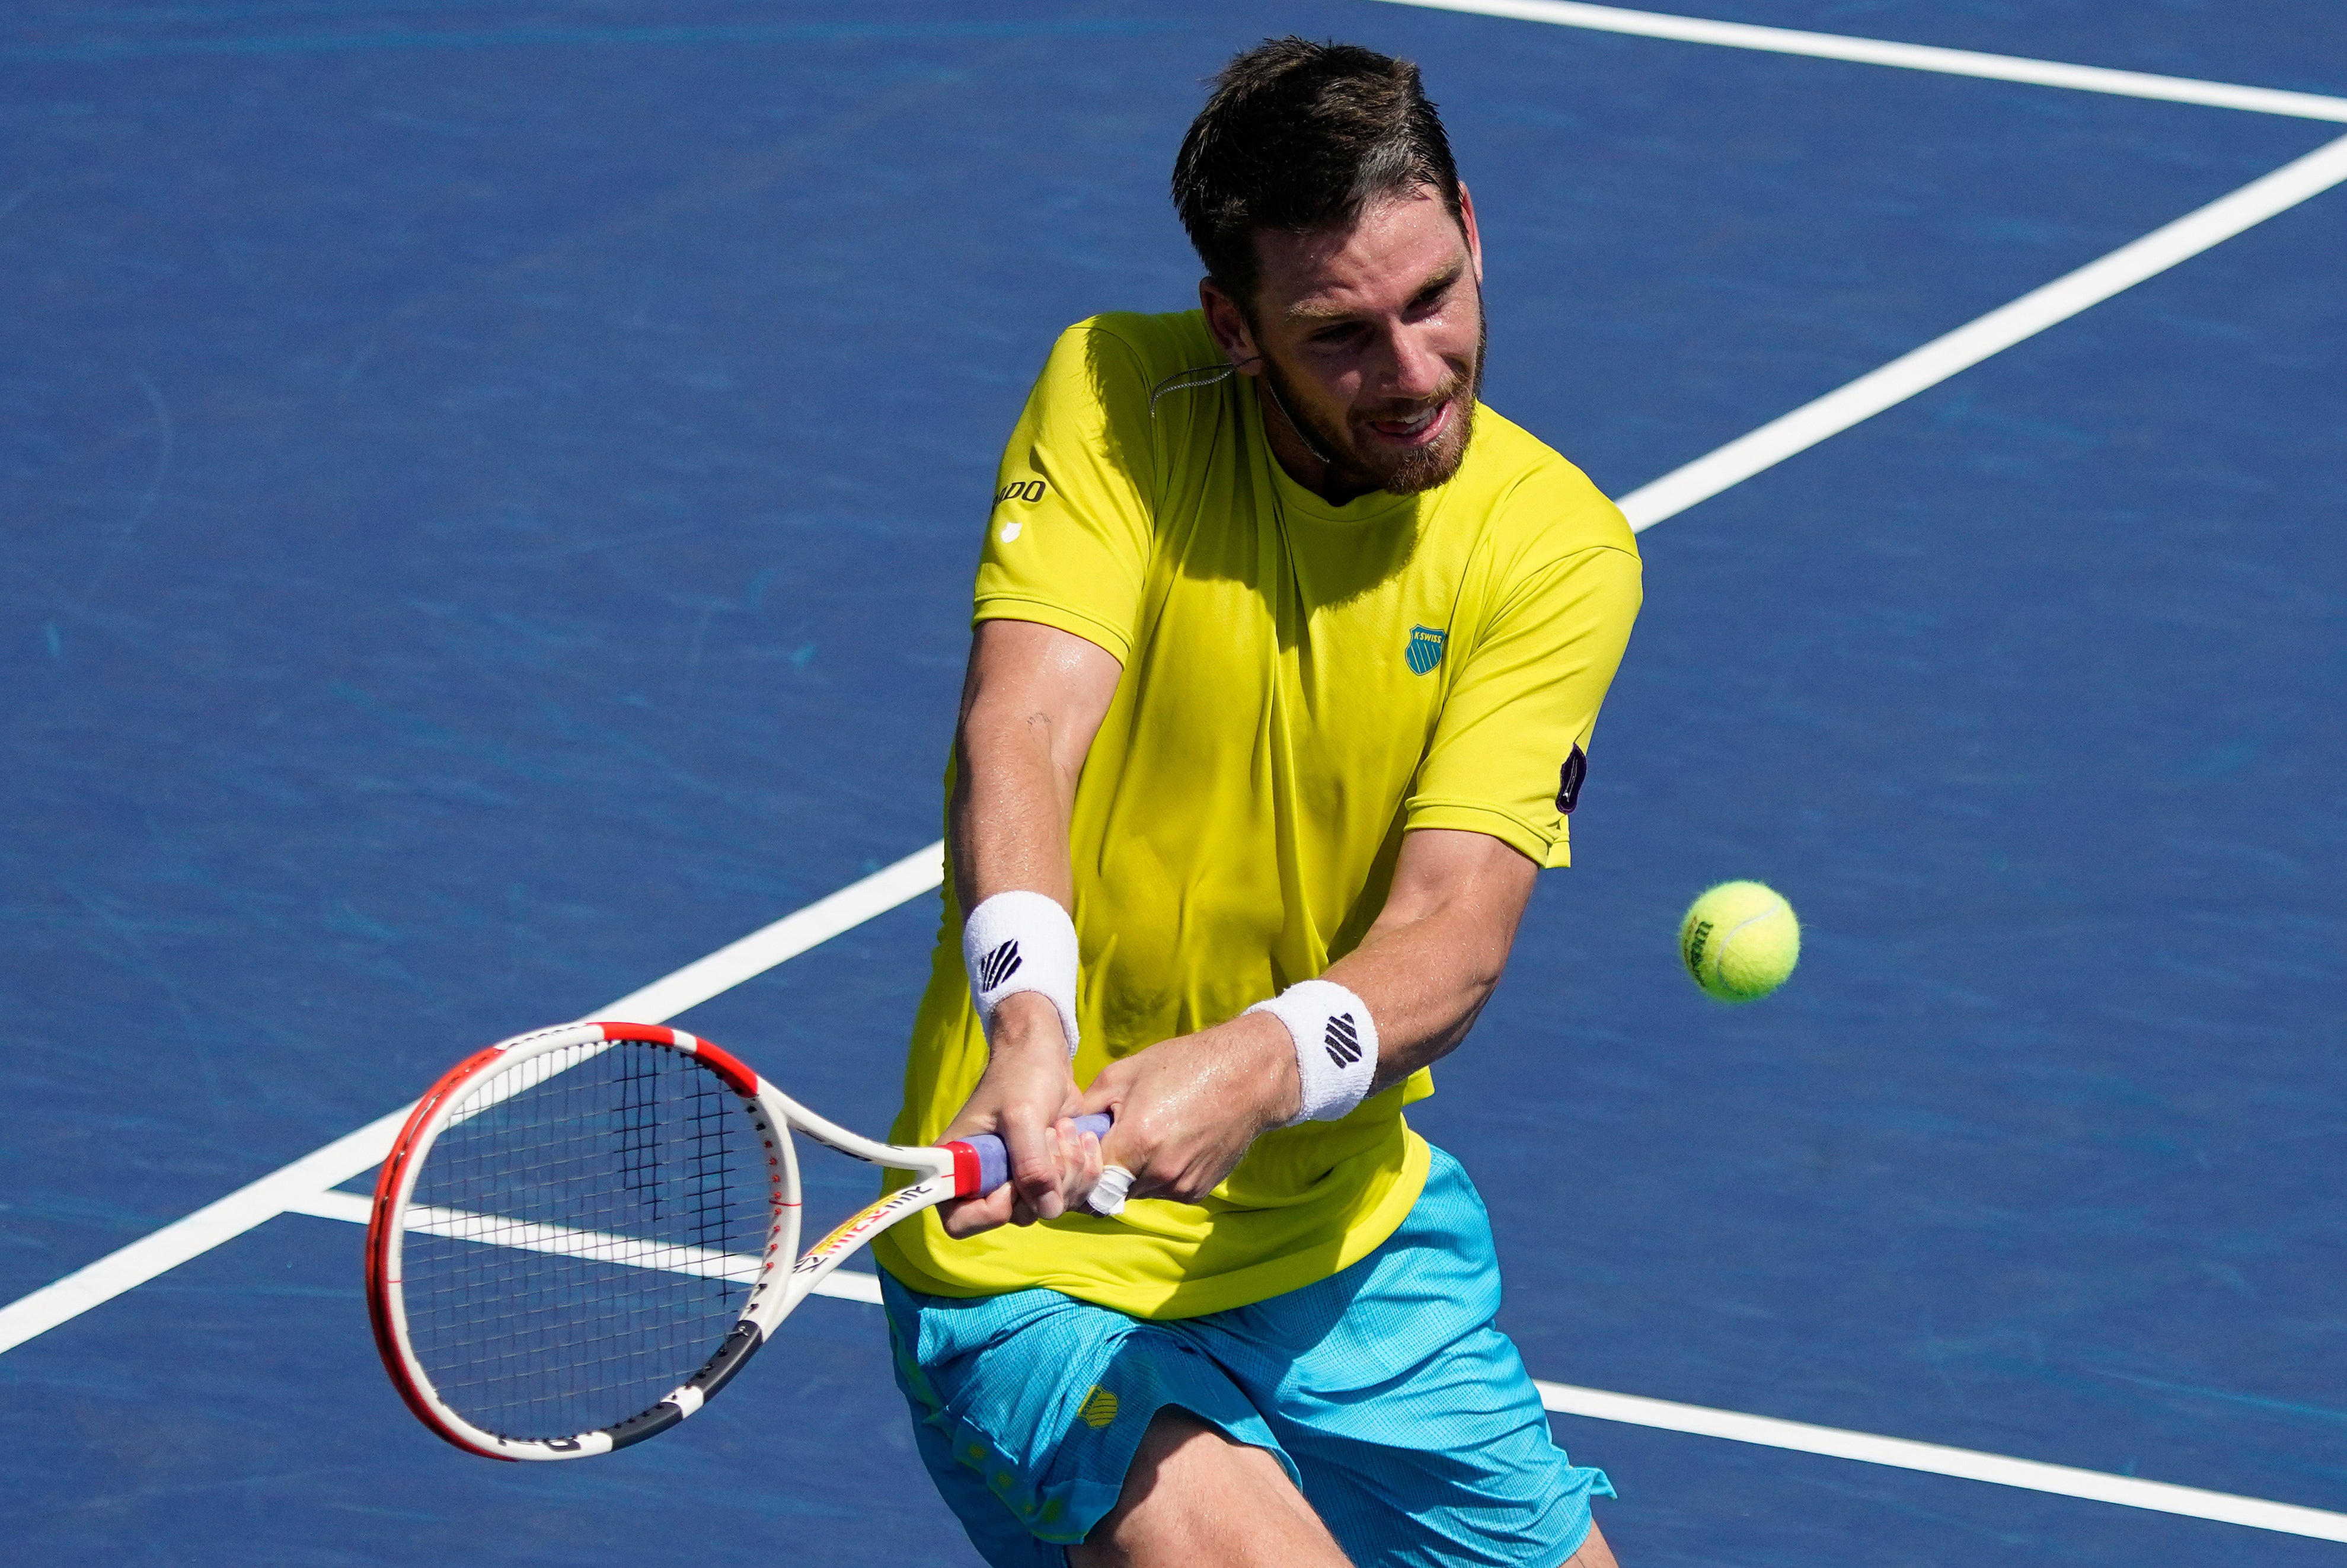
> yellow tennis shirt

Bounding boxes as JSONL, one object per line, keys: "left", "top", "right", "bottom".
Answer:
{"left": 873, "top": 309, "right": 1640, "bottom": 1319}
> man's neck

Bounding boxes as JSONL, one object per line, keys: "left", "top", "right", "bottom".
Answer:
{"left": 1257, "top": 381, "right": 1380, "bottom": 507}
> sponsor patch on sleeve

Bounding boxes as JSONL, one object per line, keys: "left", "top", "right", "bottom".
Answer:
{"left": 1556, "top": 745, "right": 1588, "bottom": 815}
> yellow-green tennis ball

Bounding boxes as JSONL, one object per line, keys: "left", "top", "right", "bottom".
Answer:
{"left": 1679, "top": 881, "right": 1800, "bottom": 1002}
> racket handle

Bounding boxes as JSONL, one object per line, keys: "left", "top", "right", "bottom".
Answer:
{"left": 951, "top": 1113, "right": 1113, "bottom": 1198}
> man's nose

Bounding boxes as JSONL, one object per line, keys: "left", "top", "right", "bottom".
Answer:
{"left": 1382, "top": 322, "right": 1452, "bottom": 400}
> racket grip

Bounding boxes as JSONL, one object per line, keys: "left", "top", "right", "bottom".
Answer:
{"left": 954, "top": 1113, "right": 1113, "bottom": 1197}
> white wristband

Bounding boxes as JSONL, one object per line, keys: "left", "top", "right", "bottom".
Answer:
{"left": 962, "top": 890, "right": 1081, "bottom": 1057}
{"left": 1246, "top": 979, "right": 1378, "bottom": 1126}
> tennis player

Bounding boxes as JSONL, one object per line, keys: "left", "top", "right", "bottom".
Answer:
{"left": 872, "top": 38, "right": 1640, "bottom": 1568}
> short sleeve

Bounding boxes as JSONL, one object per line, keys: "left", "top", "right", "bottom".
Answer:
{"left": 1406, "top": 542, "right": 1642, "bottom": 867}
{"left": 971, "top": 321, "right": 1159, "bottom": 664}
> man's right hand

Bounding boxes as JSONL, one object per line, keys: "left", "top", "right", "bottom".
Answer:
{"left": 935, "top": 991, "right": 1104, "bottom": 1238}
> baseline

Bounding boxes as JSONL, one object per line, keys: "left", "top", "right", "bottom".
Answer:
{"left": 1369, "top": 0, "right": 2347, "bottom": 122}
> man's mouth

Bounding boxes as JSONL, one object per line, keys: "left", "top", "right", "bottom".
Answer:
{"left": 1364, "top": 398, "right": 1451, "bottom": 446}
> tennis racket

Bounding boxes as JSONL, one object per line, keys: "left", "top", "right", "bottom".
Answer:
{"left": 364, "top": 1018, "right": 1106, "bottom": 1461}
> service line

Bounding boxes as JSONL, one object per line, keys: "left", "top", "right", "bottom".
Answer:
{"left": 267, "top": 1189, "right": 2347, "bottom": 1544}
{"left": 0, "top": 841, "right": 945, "bottom": 1358}
{"left": 1535, "top": 1382, "right": 2347, "bottom": 1543}
{"left": 1615, "top": 132, "right": 2347, "bottom": 531}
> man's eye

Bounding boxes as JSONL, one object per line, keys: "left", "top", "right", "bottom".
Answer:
{"left": 1311, "top": 323, "right": 1362, "bottom": 346}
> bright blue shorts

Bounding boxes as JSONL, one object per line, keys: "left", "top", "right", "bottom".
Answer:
{"left": 880, "top": 1146, "right": 1614, "bottom": 1567}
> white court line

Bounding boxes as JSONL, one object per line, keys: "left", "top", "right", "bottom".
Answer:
{"left": 1369, "top": 0, "right": 2347, "bottom": 122}
{"left": 5, "top": 20, "right": 2346, "bottom": 1536}
{"left": 279, "top": 1188, "right": 883, "bottom": 1304}
{"left": 12, "top": 22, "right": 2340, "bottom": 1373}
{"left": 0, "top": 841, "right": 944, "bottom": 1357}
{"left": 1615, "top": 132, "right": 2347, "bottom": 531}
{"left": 1533, "top": 1382, "right": 2347, "bottom": 1543}
{"left": 272, "top": 1189, "right": 2347, "bottom": 1543}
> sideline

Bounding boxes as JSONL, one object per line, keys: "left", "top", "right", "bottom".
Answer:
{"left": 1371, "top": 0, "right": 2347, "bottom": 122}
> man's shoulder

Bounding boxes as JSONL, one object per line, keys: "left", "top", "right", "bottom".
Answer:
{"left": 1045, "top": 309, "right": 1217, "bottom": 391}
{"left": 1454, "top": 406, "right": 1639, "bottom": 563}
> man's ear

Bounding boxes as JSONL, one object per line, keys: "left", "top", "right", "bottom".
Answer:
{"left": 1457, "top": 182, "right": 1483, "bottom": 284}
{"left": 1198, "top": 277, "right": 1262, "bottom": 376}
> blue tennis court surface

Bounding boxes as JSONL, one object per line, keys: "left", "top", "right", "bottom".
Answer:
{"left": 3, "top": 2, "right": 2342, "bottom": 1562}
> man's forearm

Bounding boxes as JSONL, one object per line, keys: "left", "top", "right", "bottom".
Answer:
{"left": 933, "top": 637, "right": 1117, "bottom": 1231}
{"left": 1321, "top": 901, "right": 1509, "bottom": 1096}
{"left": 1317, "top": 831, "right": 1537, "bottom": 1097}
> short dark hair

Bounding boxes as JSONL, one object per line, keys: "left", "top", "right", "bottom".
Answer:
{"left": 1171, "top": 38, "right": 1462, "bottom": 316}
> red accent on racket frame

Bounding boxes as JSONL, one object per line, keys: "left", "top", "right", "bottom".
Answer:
{"left": 365, "top": 1042, "right": 515, "bottom": 1462}
{"left": 582, "top": 1020, "right": 678, "bottom": 1048}
{"left": 674, "top": 1034, "right": 761, "bottom": 1097}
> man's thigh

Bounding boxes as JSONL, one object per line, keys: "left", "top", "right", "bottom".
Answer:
{"left": 880, "top": 1272, "right": 1295, "bottom": 1565}
{"left": 1187, "top": 1148, "right": 1615, "bottom": 1566}
{"left": 1068, "top": 1407, "right": 1347, "bottom": 1568}
{"left": 882, "top": 1147, "right": 1615, "bottom": 1567}
{"left": 1069, "top": 1409, "right": 1623, "bottom": 1568}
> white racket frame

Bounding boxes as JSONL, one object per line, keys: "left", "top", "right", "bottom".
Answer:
{"left": 366, "top": 1020, "right": 966, "bottom": 1462}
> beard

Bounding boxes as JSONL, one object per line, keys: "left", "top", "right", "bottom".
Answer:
{"left": 1259, "top": 298, "right": 1487, "bottom": 497}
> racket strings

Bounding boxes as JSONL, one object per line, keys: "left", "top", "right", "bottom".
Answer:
{"left": 402, "top": 1040, "right": 775, "bottom": 1439}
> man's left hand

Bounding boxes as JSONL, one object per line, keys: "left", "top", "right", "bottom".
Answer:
{"left": 1076, "top": 1012, "right": 1301, "bottom": 1206}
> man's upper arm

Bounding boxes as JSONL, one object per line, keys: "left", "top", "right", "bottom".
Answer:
{"left": 973, "top": 321, "right": 1158, "bottom": 662}
{"left": 963, "top": 618, "right": 1122, "bottom": 781}
{"left": 1407, "top": 538, "right": 1642, "bottom": 869}
{"left": 1375, "top": 826, "right": 1538, "bottom": 934}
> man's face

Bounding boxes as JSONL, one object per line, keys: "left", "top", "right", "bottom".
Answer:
{"left": 1207, "top": 184, "right": 1485, "bottom": 498}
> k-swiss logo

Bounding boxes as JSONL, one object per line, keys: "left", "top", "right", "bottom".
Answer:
{"left": 995, "top": 479, "right": 1048, "bottom": 504}
{"left": 1406, "top": 624, "right": 1447, "bottom": 676}
{"left": 977, "top": 938, "right": 1023, "bottom": 992}
{"left": 1323, "top": 1011, "right": 1363, "bottom": 1068}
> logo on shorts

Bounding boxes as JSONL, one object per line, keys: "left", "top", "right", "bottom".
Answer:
{"left": 1324, "top": 1011, "right": 1363, "bottom": 1068}
{"left": 995, "top": 479, "right": 1048, "bottom": 504}
{"left": 976, "top": 939, "right": 1023, "bottom": 992}
{"left": 1405, "top": 625, "right": 1446, "bottom": 676}
{"left": 1077, "top": 1385, "right": 1120, "bottom": 1429}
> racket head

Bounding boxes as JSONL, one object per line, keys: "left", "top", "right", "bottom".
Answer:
{"left": 365, "top": 1021, "right": 800, "bottom": 1461}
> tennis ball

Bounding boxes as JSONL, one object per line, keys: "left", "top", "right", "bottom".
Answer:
{"left": 1679, "top": 881, "right": 1800, "bottom": 1002}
